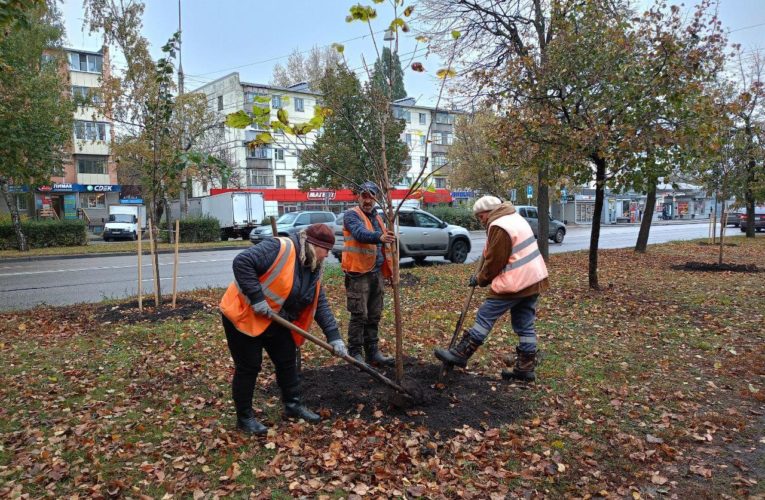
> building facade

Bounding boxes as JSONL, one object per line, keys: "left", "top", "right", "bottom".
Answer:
{"left": 191, "top": 73, "right": 458, "bottom": 215}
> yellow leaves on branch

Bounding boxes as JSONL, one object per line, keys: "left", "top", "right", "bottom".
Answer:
{"left": 436, "top": 68, "right": 457, "bottom": 79}
{"left": 347, "top": 4, "right": 377, "bottom": 23}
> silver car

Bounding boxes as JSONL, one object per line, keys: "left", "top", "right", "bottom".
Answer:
{"left": 249, "top": 211, "right": 336, "bottom": 244}
{"left": 332, "top": 207, "right": 472, "bottom": 264}
{"left": 514, "top": 205, "right": 566, "bottom": 243}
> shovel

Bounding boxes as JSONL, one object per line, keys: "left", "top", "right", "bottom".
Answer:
{"left": 437, "top": 255, "right": 485, "bottom": 383}
{"left": 268, "top": 314, "right": 422, "bottom": 407}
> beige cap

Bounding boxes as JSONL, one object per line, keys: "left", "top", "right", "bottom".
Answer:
{"left": 472, "top": 195, "right": 502, "bottom": 214}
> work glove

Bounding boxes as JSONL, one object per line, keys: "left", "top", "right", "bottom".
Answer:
{"left": 468, "top": 275, "right": 479, "bottom": 288}
{"left": 251, "top": 300, "right": 272, "bottom": 317}
{"left": 329, "top": 339, "right": 348, "bottom": 357}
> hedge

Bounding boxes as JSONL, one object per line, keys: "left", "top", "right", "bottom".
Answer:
{"left": 427, "top": 205, "right": 482, "bottom": 231}
{"left": 0, "top": 220, "right": 87, "bottom": 249}
{"left": 161, "top": 216, "right": 220, "bottom": 243}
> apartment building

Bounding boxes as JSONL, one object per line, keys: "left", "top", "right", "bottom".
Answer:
{"left": 192, "top": 73, "right": 458, "bottom": 214}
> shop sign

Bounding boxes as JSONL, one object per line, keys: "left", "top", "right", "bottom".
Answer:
{"left": 7, "top": 185, "right": 29, "bottom": 193}
{"left": 37, "top": 183, "right": 121, "bottom": 193}
{"left": 120, "top": 197, "right": 143, "bottom": 204}
{"left": 306, "top": 190, "right": 335, "bottom": 200}
{"left": 563, "top": 195, "right": 575, "bottom": 202}
{"left": 85, "top": 184, "right": 120, "bottom": 192}
{"left": 451, "top": 191, "right": 472, "bottom": 199}
{"left": 576, "top": 194, "right": 594, "bottom": 201}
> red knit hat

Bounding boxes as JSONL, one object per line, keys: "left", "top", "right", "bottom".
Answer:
{"left": 305, "top": 223, "right": 335, "bottom": 250}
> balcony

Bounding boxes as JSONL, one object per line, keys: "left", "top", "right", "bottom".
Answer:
{"left": 246, "top": 158, "right": 272, "bottom": 170}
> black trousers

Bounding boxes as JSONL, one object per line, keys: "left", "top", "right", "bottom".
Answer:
{"left": 345, "top": 271, "right": 385, "bottom": 356}
{"left": 222, "top": 314, "right": 299, "bottom": 414}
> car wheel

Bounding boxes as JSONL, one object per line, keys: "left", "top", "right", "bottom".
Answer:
{"left": 413, "top": 256, "right": 427, "bottom": 265}
{"left": 740, "top": 227, "right": 746, "bottom": 233}
{"left": 553, "top": 228, "right": 565, "bottom": 244}
{"left": 449, "top": 239, "right": 469, "bottom": 264}
{"left": 131, "top": 232, "right": 138, "bottom": 241}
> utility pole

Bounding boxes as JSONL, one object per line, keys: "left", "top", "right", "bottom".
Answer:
{"left": 178, "top": 0, "right": 189, "bottom": 218}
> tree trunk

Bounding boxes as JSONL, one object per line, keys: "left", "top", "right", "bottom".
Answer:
{"left": 0, "top": 181, "right": 28, "bottom": 251}
{"left": 537, "top": 167, "right": 549, "bottom": 262}
{"left": 718, "top": 203, "right": 727, "bottom": 265}
{"left": 635, "top": 181, "right": 657, "bottom": 253}
{"left": 151, "top": 206, "right": 163, "bottom": 303}
{"left": 589, "top": 154, "right": 607, "bottom": 290}
{"left": 164, "top": 196, "right": 174, "bottom": 244}
{"left": 745, "top": 159, "right": 756, "bottom": 238}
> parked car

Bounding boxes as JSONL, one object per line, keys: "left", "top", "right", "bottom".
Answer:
{"left": 332, "top": 207, "right": 472, "bottom": 264}
{"left": 739, "top": 207, "right": 765, "bottom": 232}
{"left": 249, "top": 211, "right": 336, "bottom": 244}
{"left": 726, "top": 211, "right": 743, "bottom": 227}
{"left": 514, "top": 205, "right": 567, "bottom": 243}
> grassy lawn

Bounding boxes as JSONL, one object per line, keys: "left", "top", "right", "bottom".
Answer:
{"left": 0, "top": 238, "right": 763, "bottom": 498}
{"left": 0, "top": 238, "right": 252, "bottom": 259}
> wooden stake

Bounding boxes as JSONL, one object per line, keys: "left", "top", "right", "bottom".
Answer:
{"left": 269, "top": 215, "right": 277, "bottom": 236}
{"left": 148, "top": 219, "right": 159, "bottom": 306}
{"left": 172, "top": 219, "right": 180, "bottom": 308}
{"left": 137, "top": 217, "right": 143, "bottom": 312}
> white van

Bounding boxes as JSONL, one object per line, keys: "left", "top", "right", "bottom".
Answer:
{"left": 103, "top": 205, "right": 146, "bottom": 241}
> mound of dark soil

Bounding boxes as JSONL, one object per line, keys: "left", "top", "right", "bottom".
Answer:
{"left": 94, "top": 297, "right": 215, "bottom": 324}
{"left": 284, "top": 358, "right": 530, "bottom": 436}
{"left": 672, "top": 261, "right": 761, "bottom": 273}
{"left": 399, "top": 272, "right": 420, "bottom": 287}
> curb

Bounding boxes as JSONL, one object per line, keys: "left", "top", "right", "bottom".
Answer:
{"left": 0, "top": 245, "right": 249, "bottom": 263}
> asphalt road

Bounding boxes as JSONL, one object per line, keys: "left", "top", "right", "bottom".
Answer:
{"left": 0, "top": 222, "right": 743, "bottom": 311}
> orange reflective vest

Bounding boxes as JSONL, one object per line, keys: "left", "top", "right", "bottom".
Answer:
{"left": 341, "top": 206, "right": 392, "bottom": 278}
{"left": 219, "top": 237, "right": 319, "bottom": 346}
{"left": 485, "top": 212, "right": 549, "bottom": 294}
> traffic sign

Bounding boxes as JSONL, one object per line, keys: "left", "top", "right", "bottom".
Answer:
{"left": 526, "top": 184, "right": 533, "bottom": 198}
{"left": 510, "top": 189, "right": 517, "bottom": 202}
{"left": 561, "top": 187, "right": 567, "bottom": 198}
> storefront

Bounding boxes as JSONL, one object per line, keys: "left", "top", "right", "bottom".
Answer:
{"left": 209, "top": 187, "right": 453, "bottom": 216}
{"left": 35, "top": 183, "right": 121, "bottom": 219}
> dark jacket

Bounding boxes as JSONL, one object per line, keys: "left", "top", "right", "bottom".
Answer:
{"left": 478, "top": 202, "right": 550, "bottom": 300}
{"left": 231, "top": 235, "right": 341, "bottom": 342}
{"left": 343, "top": 207, "right": 384, "bottom": 272}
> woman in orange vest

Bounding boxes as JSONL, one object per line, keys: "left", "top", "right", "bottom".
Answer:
{"left": 219, "top": 224, "right": 346, "bottom": 434}
{"left": 435, "top": 196, "right": 549, "bottom": 382}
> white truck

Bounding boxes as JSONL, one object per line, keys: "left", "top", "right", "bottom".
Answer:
{"left": 103, "top": 204, "right": 147, "bottom": 241}
{"left": 201, "top": 192, "right": 265, "bottom": 240}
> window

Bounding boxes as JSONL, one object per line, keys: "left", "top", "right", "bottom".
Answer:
{"left": 247, "top": 146, "right": 272, "bottom": 159}
{"left": 419, "top": 112, "right": 426, "bottom": 125}
{"left": 518, "top": 208, "right": 527, "bottom": 217}
{"left": 394, "top": 107, "right": 411, "bottom": 122}
{"left": 526, "top": 208, "right": 538, "bottom": 219}
{"left": 415, "top": 212, "right": 441, "bottom": 228}
{"left": 434, "top": 177, "right": 447, "bottom": 189}
{"left": 74, "top": 121, "right": 110, "bottom": 141}
{"left": 433, "top": 132, "right": 442, "bottom": 145}
{"left": 434, "top": 132, "right": 453, "bottom": 146}
{"left": 294, "top": 97, "right": 304, "bottom": 112}
{"left": 274, "top": 148, "right": 284, "bottom": 161}
{"left": 411, "top": 156, "right": 418, "bottom": 168}
{"left": 419, "top": 135, "right": 426, "bottom": 146}
{"left": 432, "top": 154, "right": 447, "bottom": 168}
{"left": 72, "top": 86, "right": 102, "bottom": 105}
{"left": 435, "top": 112, "right": 453, "bottom": 125}
{"left": 77, "top": 157, "right": 107, "bottom": 174}
{"left": 41, "top": 53, "right": 55, "bottom": 65}
{"left": 420, "top": 157, "right": 427, "bottom": 169}
{"left": 68, "top": 52, "right": 102, "bottom": 73}
{"left": 398, "top": 212, "right": 416, "bottom": 227}
{"left": 405, "top": 134, "right": 412, "bottom": 146}
{"left": 295, "top": 214, "right": 311, "bottom": 225}
{"left": 247, "top": 168, "right": 273, "bottom": 187}
{"left": 276, "top": 175, "right": 286, "bottom": 188}
{"left": 400, "top": 176, "right": 412, "bottom": 186}
{"left": 15, "top": 194, "right": 28, "bottom": 211}
{"left": 217, "top": 95, "right": 223, "bottom": 111}
{"left": 80, "top": 193, "right": 105, "bottom": 208}
{"left": 271, "top": 95, "right": 282, "bottom": 109}
{"left": 310, "top": 213, "right": 334, "bottom": 224}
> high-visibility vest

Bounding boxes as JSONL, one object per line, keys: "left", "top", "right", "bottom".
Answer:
{"left": 219, "top": 237, "right": 319, "bottom": 346}
{"left": 341, "top": 206, "right": 392, "bottom": 277}
{"left": 485, "top": 212, "right": 549, "bottom": 294}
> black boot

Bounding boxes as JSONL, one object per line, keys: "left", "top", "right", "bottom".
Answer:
{"left": 501, "top": 347, "right": 538, "bottom": 382}
{"left": 236, "top": 408, "right": 268, "bottom": 435}
{"left": 365, "top": 343, "right": 394, "bottom": 367}
{"left": 434, "top": 331, "right": 481, "bottom": 368}
{"left": 283, "top": 391, "right": 321, "bottom": 424}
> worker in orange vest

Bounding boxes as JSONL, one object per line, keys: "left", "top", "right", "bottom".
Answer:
{"left": 435, "top": 196, "right": 549, "bottom": 381}
{"left": 219, "top": 224, "right": 345, "bottom": 434}
{"left": 341, "top": 181, "right": 396, "bottom": 366}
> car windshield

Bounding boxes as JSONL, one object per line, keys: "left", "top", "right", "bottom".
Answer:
{"left": 109, "top": 214, "right": 134, "bottom": 223}
{"left": 276, "top": 213, "right": 299, "bottom": 225}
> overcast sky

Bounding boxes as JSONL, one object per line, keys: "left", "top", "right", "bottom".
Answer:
{"left": 61, "top": 0, "right": 764, "bottom": 106}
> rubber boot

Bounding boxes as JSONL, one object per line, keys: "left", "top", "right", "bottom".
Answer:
{"left": 236, "top": 408, "right": 268, "bottom": 435}
{"left": 434, "top": 331, "right": 481, "bottom": 368}
{"left": 501, "top": 347, "right": 538, "bottom": 382}
{"left": 282, "top": 390, "right": 321, "bottom": 424}
{"left": 365, "top": 343, "right": 394, "bottom": 367}
{"left": 347, "top": 327, "right": 365, "bottom": 365}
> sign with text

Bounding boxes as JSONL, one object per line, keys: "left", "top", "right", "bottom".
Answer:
{"left": 306, "top": 190, "right": 336, "bottom": 201}
{"left": 37, "top": 183, "right": 121, "bottom": 193}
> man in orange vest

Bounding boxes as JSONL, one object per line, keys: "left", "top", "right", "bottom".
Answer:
{"left": 434, "top": 195, "right": 549, "bottom": 381}
{"left": 341, "top": 181, "right": 396, "bottom": 366}
{"left": 219, "top": 224, "right": 346, "bottom": 434}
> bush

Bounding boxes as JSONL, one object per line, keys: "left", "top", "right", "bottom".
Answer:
{"left": 0, "top": 219, "right": 87, "bottom": 250}
{"left": 161, "top": 216, "right": 220, "bottom": 243}
{"left": 427, "top": 205, "right": 482, "bottom": 230}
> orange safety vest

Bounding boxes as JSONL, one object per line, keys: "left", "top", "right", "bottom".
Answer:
{"left": 219, "top": 237, "right": 319, "bottom": 346}
{"left": 485, "top": 212, "right": 549, "bottom": 294}
{"left": 341, "top": 206, "right": 392, "bottom": 277}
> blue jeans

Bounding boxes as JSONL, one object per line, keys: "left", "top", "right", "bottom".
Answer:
{"left": 466, "top": 295, "right": 539, "bottom": 353}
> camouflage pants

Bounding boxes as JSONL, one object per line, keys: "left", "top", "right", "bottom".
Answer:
{"left": 344, "top": 271, "right": 384, "bottom": 357}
